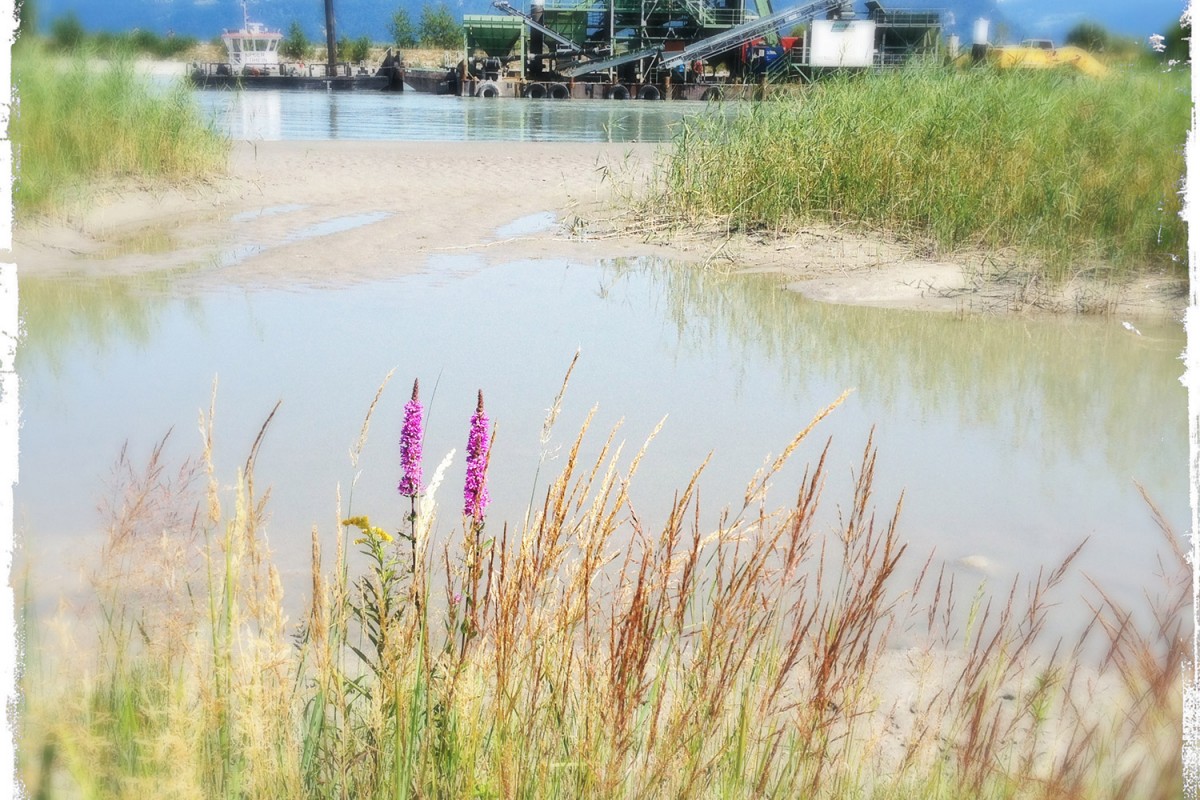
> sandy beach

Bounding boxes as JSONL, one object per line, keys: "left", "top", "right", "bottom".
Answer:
{"left": 14, "top": 139, "right": 1186, "bottom": 316}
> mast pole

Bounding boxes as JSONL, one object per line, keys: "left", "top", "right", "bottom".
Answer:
{"left": 325, "top": 0, "right": 337, "bottom": 75}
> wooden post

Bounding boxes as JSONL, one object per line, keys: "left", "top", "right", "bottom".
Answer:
{"left": 324, "top": 0, "right": 337, "bottom": 76}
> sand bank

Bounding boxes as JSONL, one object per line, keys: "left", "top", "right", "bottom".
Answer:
{"left": 13, "top": 139, "right": 1186, "bottom": 316}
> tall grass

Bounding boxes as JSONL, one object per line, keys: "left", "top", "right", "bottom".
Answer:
{"left": 12, "top": 42, "right": 227, "bottom": 216}
{"left": 20, "top": 380, "right": 1187, "bottom": 798}
{"left": 657, "top": 66, "right": 1189, "bottom": 279}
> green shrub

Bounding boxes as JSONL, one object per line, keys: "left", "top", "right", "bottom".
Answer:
{"left": 1157, "top": 15, "right": 1190, "bottom": 61}
{"left": 18, "top": 0, "right": 36, "bottom": 41}
{"left": 1065, "top": 21, "right": 1111, "bottom": 52}
{"left": 390, "top": 7, "right": 418, "bottom": 49}
{"left": 49, "top": 11, "right": 85, "bottom": 50}
{"left": 336, "top": 34, "right": 372, "bottom": 63}
{"left": 352, "top": 35, "right": 372, "bottom": 62}
{"left": 419, "top": 1, "right": 460, "bottom": 49}
{"left": 281, "top": 20, "right": 310, "bottom": 60}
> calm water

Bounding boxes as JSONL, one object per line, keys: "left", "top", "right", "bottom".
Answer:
{"left": 19, "top": 88, "right": 1190, "bottom": 641}
{"left": 17, "top": 254, "right": 1188, "bottom": 637}
{"left": 190, "top": 87, "right": 718, "bottom": 141}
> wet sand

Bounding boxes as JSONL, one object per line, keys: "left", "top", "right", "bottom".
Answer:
{"left": 13, "top": 139, "right": 1186, "bottom": 316}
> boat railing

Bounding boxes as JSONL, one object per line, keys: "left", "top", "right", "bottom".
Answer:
{"left": 189, "top": 61, "right": 369, "bottom": 79}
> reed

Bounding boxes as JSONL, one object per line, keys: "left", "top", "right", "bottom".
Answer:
{"left": 20, "top": 379, "right": 1186, "bottom": 798}
{"left": 655, "top": 65, "right": 1189, "bottom": 280}
{"left": 12, "top": 42, "right": 227, "bottom": 216}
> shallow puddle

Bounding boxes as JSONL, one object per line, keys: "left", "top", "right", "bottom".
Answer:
{"left": 288, "top": 211, "right": 393, "bottom": 240}
{"left": 213, "top": 210, "right": 393, "bottom": 268}
{"left": 16, "top": 257, "right": 1188, "bottom": 639}
{"left": 230, "top": 203, "right": 309, "bottom": 223}
{"left": 495, "top": 211, "right": 558, "bottom": 238}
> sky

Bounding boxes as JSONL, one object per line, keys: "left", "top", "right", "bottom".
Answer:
{"left": 22, "top": 0, "right": 1194, "bottom": 48}
{"left": 988, "top": 0, "right": 1189, "bottom": 41}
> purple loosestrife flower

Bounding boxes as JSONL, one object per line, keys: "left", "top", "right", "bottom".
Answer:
{"left": 397, "top": 379, "right": 424, "bottom": 497}
{"left": 463, "top": 390, "right": 490, "bottom": 524}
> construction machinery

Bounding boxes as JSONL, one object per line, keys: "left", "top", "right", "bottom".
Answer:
{"left": 412, "top": 0, "right": 943, "bottom": 98}
{"left": 955, "top": 40, "right": 1109, "bottom": 78}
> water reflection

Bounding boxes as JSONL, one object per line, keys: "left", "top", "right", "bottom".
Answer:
{"left": 19, "top": 271, "right": 198, "bottom": 376}
{"left": 191, "top": 88, "right": 723, "bottom": 142}
{"left": 599, "top": 257, "right": 1186, "bottom": 492}
{"left": 219, "top": 89, "right": 283, "bottom": 139}
{"left": 16, "top": 258, "right": 1187, "bottom": 638}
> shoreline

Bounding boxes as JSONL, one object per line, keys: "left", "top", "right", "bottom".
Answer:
{"left": 13, "top": 139, "right": 1187, "bottom": 318}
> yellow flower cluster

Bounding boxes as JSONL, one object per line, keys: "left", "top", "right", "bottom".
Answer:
{"left": 342, "top": 515, "right": 394, "bottom": 544}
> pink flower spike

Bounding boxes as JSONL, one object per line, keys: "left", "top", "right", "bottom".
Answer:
{"left": 397, "top": 379, "right": 424, "bottom": 497}
{"left": 463, "top": 390, "right": 490, "bottom": 523}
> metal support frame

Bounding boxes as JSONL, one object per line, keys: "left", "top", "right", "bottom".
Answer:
{"left": 493, "top": 0, "right": 586, "bottom": 53}
{"left": 658, "top": 0, "right": 838, "bottom": 68}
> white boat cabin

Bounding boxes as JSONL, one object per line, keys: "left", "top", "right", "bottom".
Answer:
{"left": 222, "top": 21, "right": 283, "bottom": 72}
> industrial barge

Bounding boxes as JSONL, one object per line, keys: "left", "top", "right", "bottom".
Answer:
{"left": 188, "top": 0, "right": 401, "bottom": 90}
{"left": 400, "top": 0, "right": 942, "bottom": 99}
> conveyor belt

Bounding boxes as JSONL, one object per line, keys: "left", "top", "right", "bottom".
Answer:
{"left": 658, "top": 0, "right": 838, "bottom": 68}
{"left": 492, "top": 0, "right": 585, "bottom": 53}
{"left": 562, "top": 46, "right": 661, "bottom": 77}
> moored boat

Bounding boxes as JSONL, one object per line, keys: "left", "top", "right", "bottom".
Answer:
{"left": 187, "top": 1, "right": 399, "bottom": 90}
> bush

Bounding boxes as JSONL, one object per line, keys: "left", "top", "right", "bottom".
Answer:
{"left": 163, "top": 34, "right": 198, "bottom": 57}
{"left": 1158, "top": 16, "right": 1190, "bottom": 61}
{"left": 281, "top": 20, "right": 310, "bottom": 61}
{"left": 131, "top": 28, "right": 159, "bottom": 52}
{"left": 1065, "top": 21, "right": 1110, "bottom": 52}
{"left": 49, "top": 12, "right": 85, "bottom": 50}
{"left": 337, "top": 34, "right": 372, "bottom": 63}
{"left": 419, "top": 1, "right": 460, "bottom": 49}
{"left": 352, "top": 35, "right": 372, "bottom": 62}
{"left": 18, "top": 0, "right": 36, "bottom": 41}
{"left": 82, "top": 28, "right": 198, "bottom": 58}
{"left": 390, "top": 7, "right": 417, "bottom": 49}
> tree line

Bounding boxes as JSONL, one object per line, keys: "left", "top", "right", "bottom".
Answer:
{"left": 32, "top": 1, "right": 463, "bottom": 60}
{"left": 279, "top": 2, "right": 461, "bottom": 62}
{"left": 1063, "top": 18, "right": 1190, "bottom": 61}
{"left": 27, "top": 3, "right": 1192, "bottom": 65}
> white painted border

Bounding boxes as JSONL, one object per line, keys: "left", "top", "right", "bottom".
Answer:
{"left": 2, "top": 0, "right": 15, "bottom": 795}
{"left": 1186, "top": 3, "right": 1200, "bottom": 796}
{"left": 0, "top": 4, "right": 1192, "bottom": 800}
